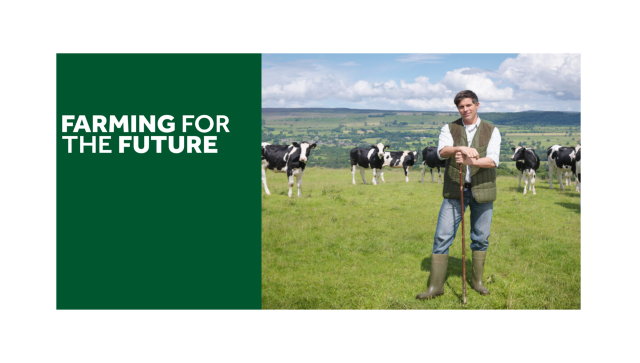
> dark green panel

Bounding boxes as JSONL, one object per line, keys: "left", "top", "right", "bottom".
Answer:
{"left": 57, "top": 54, "right": 261, "bottom": 309}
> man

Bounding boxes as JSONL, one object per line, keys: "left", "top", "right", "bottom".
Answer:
{"left": 417, "top": 90, "right": 501, "bottom": 300}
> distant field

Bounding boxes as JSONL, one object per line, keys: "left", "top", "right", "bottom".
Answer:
{"left": 262, "top": 168, "right": 581, "bottom": 309}
{"left": 508, "top": 133, "right": 566, "bottom": 136}
{"left": 262, "top": 109, "right": 581, "bottom": 169}
{"left": 503, "top": 133, "right": 580, "bottom": 146}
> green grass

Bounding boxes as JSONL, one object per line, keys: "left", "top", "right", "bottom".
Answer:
{"left": 262, "top": 167, "right": 580, "bottom": 309}
{"left": 503, "top": 133, "right": 580, "bottom": 148}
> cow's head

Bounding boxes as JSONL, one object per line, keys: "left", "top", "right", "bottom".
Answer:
{"left": 370, "top": 143, "right": 389, "bottom": 159}
{"left": 412, "top": 151, "right": 418, "bottom": 161}
{"left": 511, "top": 146, "right": 525, "bottom": 161}
{"left": 293, "top": 141, "right": 317, "bottom": 163}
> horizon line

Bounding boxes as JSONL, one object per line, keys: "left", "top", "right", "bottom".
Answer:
{"left": 262, "top": 107, "right": 580, "bottom": 113}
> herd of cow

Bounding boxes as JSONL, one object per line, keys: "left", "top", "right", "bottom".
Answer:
{"left": 261, "top": 141, "right": 581, "bottom": 198}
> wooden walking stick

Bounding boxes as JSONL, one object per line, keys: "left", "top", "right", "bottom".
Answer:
{"left": 459, "top": 162, "right": 467, "bottom": 304}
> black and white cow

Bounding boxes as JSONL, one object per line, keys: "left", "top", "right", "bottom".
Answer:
{"left": 562, "top": 170, "right": 581, "bottom": 188}
{"left": 381, "top": 150, "right": 418, "bottom": 182}
{"left": 350, "top": 143, "right": 389, "bottom": 185}
{"left": 563, "top": 144, "right": 582, "bottom": 191}
{"left": 421, "top": 146, "right": 447, "bottom": 184}
{"left": 547, "top": 144, "right": 577, "bottom": 191}
{"left": 262, "top": 141, "right": 316, "bottom": 197}
{"left": 575, "top": 144, "right": 581, "bottom": 193}
{"left": 562, "top": 171, "right": 573, "bottom": 186}
{"left": 510, "top": 146, "right": 540, "bottom": 195}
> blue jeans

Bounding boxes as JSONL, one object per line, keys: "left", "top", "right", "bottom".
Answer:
{"left": 432, "top": 188, "right": 493, "bottom": 254}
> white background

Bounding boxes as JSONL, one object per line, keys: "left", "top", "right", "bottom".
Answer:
{"left": 1, "top": 1, "right": 636, "bottom": 362}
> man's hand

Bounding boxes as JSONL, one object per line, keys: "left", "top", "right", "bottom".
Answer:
{"left": 456, "top": 152, "right": 497, "bottom": 168}
{"left": 439, "top": 146, "right": 481, "bottom": 160}
{"left": 458, "top": 146, "right": 479, "bottom": 159}
{"left": 456, "top": 152, "right": 475, "bottom": 165}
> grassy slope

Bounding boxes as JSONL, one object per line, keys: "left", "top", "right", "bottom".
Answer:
{"left": 262, "top": 167, "right": 580, "bottom": 309}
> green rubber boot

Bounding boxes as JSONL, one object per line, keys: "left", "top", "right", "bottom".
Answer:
{"left": 471, "top": 251, "right": 490, "bottom": 295}
{"left": 416, "top": 254, "right": 449, "bottom": 300}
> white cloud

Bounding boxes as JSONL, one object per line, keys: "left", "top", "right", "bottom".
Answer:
{"left": 336, "top": 76, "right": 451, "bottom": 105}
{"left": 439, "top": 68, "right": 514, "bottom": 102}
{"left": 497, "top": 53, "right": 580, "bottom": 99}
{"left": 396, "top": 54, "right": 444, "bottom": 63}
{"left": 262, "top": 61, "right": 347, "bottom": 103}
{"left": 403, "top": 97, "right": 454, "bottom": 110}
{"left": 339, "top": 61, "right": 360, "bottom": 66}
{"left": 262, "top": 55, "right": 581, "bottom": 111}
{"left": 262, "top": 75, "right": 345, "bottom": 102}
{"left": 503, "top": 103, "right": 532, "bottom": 112}
{"left": 263, "top": 69, "right": 514, "bottom": 110}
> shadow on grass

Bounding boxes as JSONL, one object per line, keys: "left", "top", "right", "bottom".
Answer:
{"left": 508, "top": 188, "right": 540, "bottom": 195}
{"left": 420, "top": 255, "right": 476, "bottom": 303}
{"left": 554, "top": 188, "right": 580, "bottom": 198}
{"left": 555, "top": 202, "right": 581, "bottom": 213}
{"left": 508, "top": 183, "right": 581, "bottom": 197}
{"left": 421, "top": 256, "right": 473, "bottom": 279}
{"left": 546, "top": 185, "right": 580, "bottom": 193}
{"left": 421, "top": 255, "right": 471, "bottom": 276}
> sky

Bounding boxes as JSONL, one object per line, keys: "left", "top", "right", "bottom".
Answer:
{"left": 262, "top": 54, "right": 581, "bottom": 112}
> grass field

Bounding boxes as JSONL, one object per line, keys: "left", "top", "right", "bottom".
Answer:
{"left": 262, "top": 167, "right": 580, "bottom": 309}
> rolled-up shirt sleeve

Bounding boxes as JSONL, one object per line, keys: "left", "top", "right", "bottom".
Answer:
{"left": 437, "top": 124, "right": 453, "bottom": 160}
{"left": 486, "top": 127, "right": 501, "bottom": 167}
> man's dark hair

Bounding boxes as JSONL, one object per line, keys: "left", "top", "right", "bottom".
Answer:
{"left": 454, "top": 90, "right": 479, "bottom": 107}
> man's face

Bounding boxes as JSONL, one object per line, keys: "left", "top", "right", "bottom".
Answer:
{"left": 457, "top": 97, "right": 480, "bottom": 123}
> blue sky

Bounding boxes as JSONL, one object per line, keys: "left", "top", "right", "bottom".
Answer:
{"left": 262, "top": 53, "right": 581, "bottom": 112}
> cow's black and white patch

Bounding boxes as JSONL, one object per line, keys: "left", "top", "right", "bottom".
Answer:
{"left": 511, "top": 146, "right": 540, "bottom": 195}
{"left": 547, "top": 144, "right": 576, "bottom": 191}
{"left": 350, "top": 143, "right": 388, "bottom": 185}
{"left": 262, "top": 141, "right": 316, "bottom": 197}
{"left": 421, "top": 146, "right": 447, "bottom": 184}
{"left": 381, "top": 150, "right": 418, "bottom": 182}
{"left": 575, "top": 144, "right": 581, "bottom": 193}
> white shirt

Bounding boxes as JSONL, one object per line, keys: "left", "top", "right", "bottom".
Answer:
{"left": 437, "top": 117, "right": 501, "bottom": 183}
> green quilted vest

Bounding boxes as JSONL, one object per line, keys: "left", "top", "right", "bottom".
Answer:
{"left": 442, "top": 118, "right": 497, "bottom": 203}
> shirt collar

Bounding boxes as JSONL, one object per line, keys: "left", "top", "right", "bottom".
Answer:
{"left": 463, "top": 117, "right": 481, "bottom": 132}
